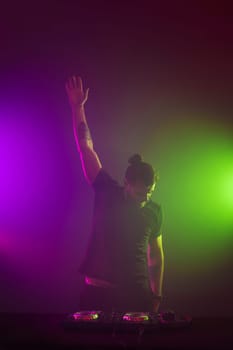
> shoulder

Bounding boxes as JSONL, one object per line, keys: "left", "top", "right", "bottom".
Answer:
{"left": 145, "top": 200, "right": 162, "bottom": 217}
{"left": 144, "top": 200, "right": 163, "bottom": 235}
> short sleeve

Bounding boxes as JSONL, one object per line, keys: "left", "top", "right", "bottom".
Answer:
{"left": 92, "top": 169, "right": 118, "bottom": 192}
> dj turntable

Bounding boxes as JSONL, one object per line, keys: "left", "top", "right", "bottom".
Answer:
{"left": 63, "top": 310, "right": 192, "bottom": 332}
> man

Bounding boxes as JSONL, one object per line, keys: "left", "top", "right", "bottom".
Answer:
{"left": 66, "top": 76, "right": 164, "bottom": 312}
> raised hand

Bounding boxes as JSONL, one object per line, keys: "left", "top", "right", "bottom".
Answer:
{"left": 65, "top": 76, "right": 89, "bottom": 108}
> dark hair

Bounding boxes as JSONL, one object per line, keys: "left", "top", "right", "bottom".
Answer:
{"left": 125, "top": 154, "right": 157, "bottom": 187}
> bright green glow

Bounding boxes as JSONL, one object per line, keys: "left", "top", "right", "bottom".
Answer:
{"left": 144, "top": 118, "right": 233, "bottom": 269}
{"left": 222, "top": 172, "right": 233, "bottom": 205}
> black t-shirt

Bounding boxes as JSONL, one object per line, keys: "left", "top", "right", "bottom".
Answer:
{"left": 79, "top": 169, "right": 163, "bottom": 290}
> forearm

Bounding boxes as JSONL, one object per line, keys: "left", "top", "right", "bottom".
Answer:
{"left": 66, "top": 76, "right": 102, "bottom": 184}
{"left": 148, "top": 259, "right": 164, "bottom": 296}
{"left": 71, "top": 105, "right": 102, "bottom": 184}
{"left": 72, "top": 105, "right": 93, "bottom": 151}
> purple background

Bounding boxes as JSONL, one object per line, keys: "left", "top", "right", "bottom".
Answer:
{"left": 0, "top": 2, "right": 232, "bottom": 316}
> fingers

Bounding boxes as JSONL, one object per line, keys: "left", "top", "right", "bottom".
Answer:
{"left": 77, "top": 76, "right": 83, "bottom": 91}
{"left": 66, "top": 76, "right": 83, "bottom": 90}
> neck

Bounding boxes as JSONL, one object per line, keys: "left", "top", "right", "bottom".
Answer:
{"left": 123, "top": 189, "right": 145, "bottom": 208}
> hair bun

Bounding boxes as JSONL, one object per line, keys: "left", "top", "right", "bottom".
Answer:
{"left": 128, "top": 154, "right": 142, "bottom": 165}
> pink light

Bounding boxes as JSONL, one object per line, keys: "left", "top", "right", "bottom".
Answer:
{"left": 0, "top": 230, "right": 11, "bottom": 250}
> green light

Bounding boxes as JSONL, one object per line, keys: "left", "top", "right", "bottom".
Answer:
{"left": 143, "top": 117, "right": 233, "bottom": 268}
{"left": 222, "top": 172, "right": 233, "bottom": 205}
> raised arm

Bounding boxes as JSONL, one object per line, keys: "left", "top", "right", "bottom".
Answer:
{"left": 66, "top": 76, "right": 102, "bottom": 184}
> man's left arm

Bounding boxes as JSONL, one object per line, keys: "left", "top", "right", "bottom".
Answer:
{"left": 147, "top": 234, "right": 164, "bottom": 312}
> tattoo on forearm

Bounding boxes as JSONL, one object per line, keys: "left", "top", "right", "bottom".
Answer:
{"left": 78, "top": 122, "right": 92, "bottom": 141}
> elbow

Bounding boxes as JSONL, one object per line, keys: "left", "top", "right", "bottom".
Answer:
{"left": 78, "top": 147, "right": 102, "bottom": 185}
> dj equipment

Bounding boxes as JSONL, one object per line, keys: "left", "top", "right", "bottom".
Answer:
{"left": 63, "top": 310, "right": 192, "bottom": 332}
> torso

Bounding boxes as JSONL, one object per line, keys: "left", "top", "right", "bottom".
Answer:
{"left": 79, "top": 170, "right": 162, "bottom": 290}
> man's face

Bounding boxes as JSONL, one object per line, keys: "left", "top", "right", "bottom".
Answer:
{"left": 124, "top": 180, "right": 156, "bottom": 207}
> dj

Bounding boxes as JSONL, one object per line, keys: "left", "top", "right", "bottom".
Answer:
{"left": 66, "top": 76, "right": 164, "bottom": 313}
